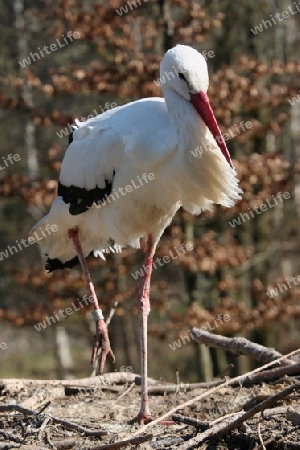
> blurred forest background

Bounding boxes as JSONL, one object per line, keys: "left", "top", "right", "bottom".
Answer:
{"left": 0, "top": 0, "right": 299, "bottom": 383}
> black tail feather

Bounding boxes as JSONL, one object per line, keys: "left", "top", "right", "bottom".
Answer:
{"left": 45, "top": 251, "right": 94, "bottom": 273}
{"left": 46, "top": 256, "right": 79, "bottom": 273}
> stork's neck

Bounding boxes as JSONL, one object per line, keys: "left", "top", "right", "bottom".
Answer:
{"left": 162, "top": 86, "right": 207, "bottom": 147}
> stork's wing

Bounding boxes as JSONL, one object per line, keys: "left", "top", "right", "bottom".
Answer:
{"left": 59, "top": 122, "right": 121, "bottom": 215}
{"left": 58, "top": 98, "right": 176, "bottom": 215}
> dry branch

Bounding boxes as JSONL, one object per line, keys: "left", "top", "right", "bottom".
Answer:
{"left": 0, "top": 404, "right": 108, "bottom": 437}
{"left": 0, "top": 375, "right": 224, "bottom": 397}
{"left": 172, "top": 414, "right": 210, "bottom": 430}
{"left": 117, "top": 381, "right": 135, "bottom": 399}
{"left": 0, "top": 430, "right": 23, "bottom": 443}
{"left": 20, "top": 387, "right": 64, "bottom": 410}
{"left": 0, "top": 445, "right": 20, "bottom": 450}
{"left": 2, "top": 363, "right": 298, "bottom": 399}
{"left": 0, "top": 404, "right": 43, "bottom": 415}
{"left": 146, "top": 379, "right": 223, "bottom": 394}
{"left": 37, "top": 416, "right": 51, "bottom": 441}
{"left": 88, "top": 433, "right": 153, "bottom": 450}
{"left": 45, "top": 429, "right": 57, "bottom": 449}
{"left": 181, "top": 381, "right": 300, "bottom": 449}
{"left": 0, "top": 372, "right": 157, "bottom": 392}
{"left": 0, "top": 444, "right": 53, "bottom": 450}
{"left": 190, "top": 328, "right": 294, "bottom": 364}
{"left": 242, "top": 363, "right": 300, "bottom": 384}
{"left": 128, "top": 348, "right": 300, "bottom": 439}
{"left": 49, "top": 415, "right": 108, "bottom": 437}
{"left": 257, "top": 422, "right": 267, "bottom": 450}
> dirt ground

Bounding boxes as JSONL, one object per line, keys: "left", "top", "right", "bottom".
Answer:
{"left": 0, "top": 371, "right": 299, "bottom": 450}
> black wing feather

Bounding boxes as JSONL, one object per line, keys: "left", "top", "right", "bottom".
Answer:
{"left": 58, "top": 171, "right": 115, "bottom": 216}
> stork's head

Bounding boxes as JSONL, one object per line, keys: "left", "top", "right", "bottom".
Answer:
{"left": 160, "top": 45, "right": 233, "bottom": 168}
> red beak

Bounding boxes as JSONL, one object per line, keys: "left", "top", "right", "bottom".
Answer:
{"left": 191, "top": 91, "right": 233, "bottom": 168}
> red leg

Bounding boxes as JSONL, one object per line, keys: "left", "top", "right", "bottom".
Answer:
{"left": 68, "top": 228, "right": 115, "bottom": 372}
{"left": 129, "top": 235, "right": 156, "bottom": 425}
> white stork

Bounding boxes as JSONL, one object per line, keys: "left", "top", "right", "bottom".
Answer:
{"left": 30, "top": 44, "right": 242, "bottom": 424}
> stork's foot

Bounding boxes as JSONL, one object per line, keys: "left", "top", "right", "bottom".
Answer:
{"left": 128, "top": 411, "right": 154, "bottom": 425}
{"left": 91, "top": 319, "right": 115, "bottom": 372}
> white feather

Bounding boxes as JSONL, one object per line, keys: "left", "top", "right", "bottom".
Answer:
{"left": 30, "top": 44, "right": 242, "bottom": 265}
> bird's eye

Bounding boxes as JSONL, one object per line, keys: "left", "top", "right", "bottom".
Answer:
{"left": 178, "top": 73, "right": 186, "bottom": 81}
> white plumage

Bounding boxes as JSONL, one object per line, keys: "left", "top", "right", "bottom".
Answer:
{"left": 30, "top": 44, "right": 242, "bottom": 423}
{"left": 31, "top": 46, "right": 241, "bottom": 265}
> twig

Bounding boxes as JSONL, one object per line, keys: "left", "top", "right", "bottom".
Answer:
{"left": 0, "top": 375, "right": 226, "bottom": 396}
{"left": 117, "top": 381, "right": 135, "bottom": 400}
{"left": 64, "top": 386, "right": 95, "bottom": 395}
{"left": 0, "top": 372, "right": 157, "bottom": 389}
{"left": 208, "top": 379, "right": 245, "bottom": 424}
{"left": 152, "top": 436, "right": 187, "bottom": 447}
{"left": 241, "top": 363, "right": 300, "bottom": 384}
{"left": 257, "top": 422, "right": 266, "bottom": 450}
{"left": 181, "top": 381, "right": 300, "bottom": 449}
{"left": 0, "top": 404, "right": 41, "bottom": 415}
{"left": 216, "top": 363, "right": 234, "bottom": 378}
{"left": 20, "top": 389, "right": 62, "bottom": 410}
{"left": 88, "top": 433, "right": 153, "bottom": 449}
{"left": 37, "top": 416, "right": 51, "bottom": 441}
{"left": 128, "top": 348, "right": 300, "bottom": 438}
{"left": 0, "top": 445, "right": 49, "bottom": 450}
{"left": 105, "top": 301, "right": 118, "bottom": 327}
{"left": 45, "top": 429, "right": 57, "bottom": 449}
{"left": 210, "top": 411, "right": 242, "bottom": 426}
{"left": 148, "top": 362, "right": 300, "bottom": 396}
{"left": 190, "top": 328, "right": 294, "bottom": 365}
{"left": 3, "top": 363, "right": 298, "bottom": 395}
{"left": 19, "top": 363, "right": 297, "bottom": 399}
{"left": 48, "top": 415, "right": 108, "bottom": 437}
{"left": 38, "top": 401, "right": 51, "bottom": 414}
{"left": 0, "top": 444, "right": 20, "bottom": 450}
{"left": 0, "top": 429, "right": 23, "bottom": 443}
{"left": 172, "top": 414, "right": 210, "bottom": 430}
{"left": 0, "top": 404, "right": 108, "bottom": 437}
{"left": 146, "top": 379, "right": 223, "bottom": 395}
